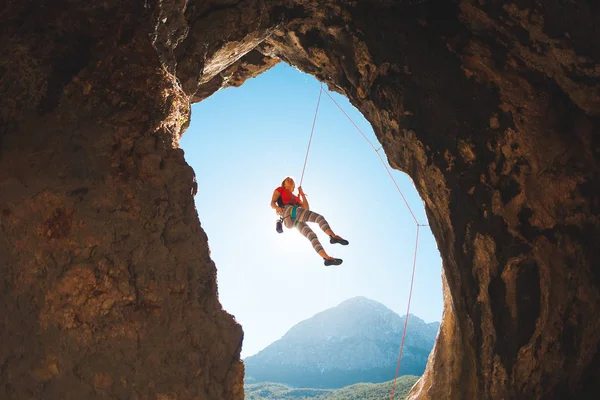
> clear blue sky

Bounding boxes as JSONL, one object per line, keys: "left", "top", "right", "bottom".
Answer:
{"left": 180, "top": 63, "right": 443, "bottom": 358}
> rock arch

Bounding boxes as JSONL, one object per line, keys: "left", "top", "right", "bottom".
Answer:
{"left": 1, "top": 1, "right": 598, "bottom": 399}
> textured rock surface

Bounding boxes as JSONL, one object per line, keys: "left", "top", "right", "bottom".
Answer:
{"left": 1, "top": 0, "right": 598, "bottom": 399}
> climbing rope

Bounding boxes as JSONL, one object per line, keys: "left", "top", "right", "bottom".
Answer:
{"left": 390, "top": 224, "right": 420, "bottom": 399}
{"left": 299, "top": 83, "right": 323, "bottom": 188}
{"left": 321, "top": 89, "right": 421, "bottom": 226}
{"left": 301, "top": 84, "right": 428, "bottom": 399}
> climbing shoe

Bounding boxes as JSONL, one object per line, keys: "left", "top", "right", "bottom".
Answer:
{"left": 324, "top": 258, "right": 343, "bottom": 266}
{"left": 329, "top": 236, "right": 349, "bottom": 245}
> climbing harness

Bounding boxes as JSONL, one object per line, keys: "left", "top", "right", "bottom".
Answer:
{"left": 274, "top": 188, "right": 301, "bottom": 233}
{"left": 297, "top": 83, "right": 428, "bottom": 400}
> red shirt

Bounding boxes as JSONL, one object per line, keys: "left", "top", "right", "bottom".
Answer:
{"left": 276, "top": 187, "right": 301, "bottom": 205}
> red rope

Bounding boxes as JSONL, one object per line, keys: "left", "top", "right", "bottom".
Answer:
{"left": 321, "top": 89, "right": 419, "bottom": 225}
{"left": 390, "top": 225, "right": 420, "bottom": 399}
{"left": 299, "top": 85, "right": 323, "bottom": 187}
{"left": 317, "top": 87, "right": 425, "bottom": 399}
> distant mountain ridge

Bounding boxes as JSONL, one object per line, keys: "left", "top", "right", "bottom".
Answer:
{"left": 244, "top": 297, "right": 439, "bottom": 389}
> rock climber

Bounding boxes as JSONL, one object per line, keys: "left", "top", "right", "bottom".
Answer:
{"left": 271, "top": 176, "right": 349, "bottom": 266}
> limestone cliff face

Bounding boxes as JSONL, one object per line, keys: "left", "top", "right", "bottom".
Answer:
{"left": 1, "top": 1, "right": 598, "bottom": 399}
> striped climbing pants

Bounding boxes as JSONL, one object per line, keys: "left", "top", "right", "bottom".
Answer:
{"left": 282, "top": 205, "right": 331, "bottom": 254}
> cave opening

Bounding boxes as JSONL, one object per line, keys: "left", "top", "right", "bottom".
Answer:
{"left": 180, "top": 62, "right": 444, "bottom": 388}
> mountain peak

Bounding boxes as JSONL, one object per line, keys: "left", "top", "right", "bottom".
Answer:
{"left": 336, "top": 297, "right": 428, "bottom": 324}
{"left": 339, "top": 295, "right": 378, "bottom": 304}
{"left": 245, "top": 297, "right": 440, "bottom": 389}
{"left": 337, "top": 296, "right": 390, "bottom": 310}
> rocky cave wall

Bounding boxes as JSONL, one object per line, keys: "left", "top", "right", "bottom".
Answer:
{"left": 1, "top": 1, "right": 598, "bottom": 399}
